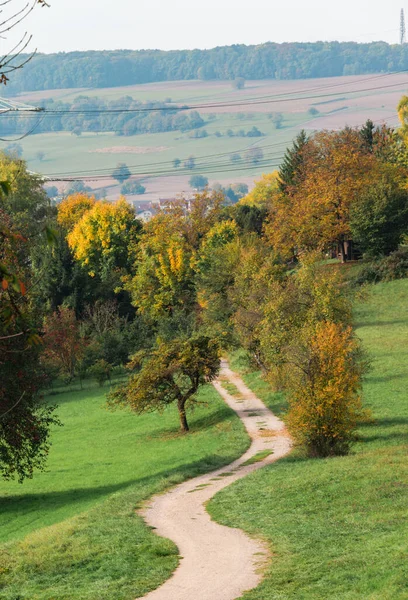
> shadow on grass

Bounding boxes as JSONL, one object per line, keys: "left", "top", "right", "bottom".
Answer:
{"left": 358, "top": 416, "right": 408, "bottom": 444}
{"left": 146, "top": 405, "right": 237, "bottom": 439}
{"left": 355, "top": 319, "right": 408, "bottom": 329}
{"left": 366, "top": 372, "right": 408, "bottom": 384}
{"left": 0, "top": 454, "right": 243, "bottom": 519}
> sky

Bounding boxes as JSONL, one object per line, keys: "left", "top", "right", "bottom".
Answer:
{"left": 3, "top": 0, "right": 408, "bottom": 55}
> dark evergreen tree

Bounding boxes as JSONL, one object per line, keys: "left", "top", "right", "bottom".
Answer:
{"left": 278, "top": 130, "right": 309, "bottom": 194}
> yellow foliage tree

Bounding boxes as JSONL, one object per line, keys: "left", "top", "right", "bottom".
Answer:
{"left": 286, "top": 320, "right": 366, "bottom": 457}
{"left": 57, "top": 193, "right": 96, "bottom": 232}
{"left": 240, "top": 172, "right": 279, "bottom": 207}
{"left": 67, "top": 198, "right": 140, "bottom": 277}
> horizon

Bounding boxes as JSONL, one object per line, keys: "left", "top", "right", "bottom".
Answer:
{"left": 2, "top": 0, "right": 406, "bottom": 57}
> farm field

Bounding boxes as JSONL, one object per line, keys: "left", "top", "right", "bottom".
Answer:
{"left": 208, "top": 279, "right": 408, "bottom": 600}
{"left": 0, "top": 382, "right": 249, "bottom": 599}
{"left": 1, "top": 72, "right": 406, "bottom": 201}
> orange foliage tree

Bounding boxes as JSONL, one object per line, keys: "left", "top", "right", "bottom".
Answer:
{"left": 268, "top": 129, "right": 378, "bottom": 261}
{"left": 286, "top": 321, "right": 367, "bottom": 457}
{"left": 42, "top": 307, "right": 86, "bottom": 381}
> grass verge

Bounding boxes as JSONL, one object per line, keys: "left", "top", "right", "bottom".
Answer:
{"left": 0, "top": 383, "right": 249, "bottom": 600}
{"left": 208, "top": 279, "right": 408, "bottom": 599}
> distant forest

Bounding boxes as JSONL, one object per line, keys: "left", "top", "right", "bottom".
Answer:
{"left": 4, "top": 41, "right": 408, "bottom": 93}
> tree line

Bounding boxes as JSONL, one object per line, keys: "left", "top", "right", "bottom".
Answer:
{"left": 3, "top": 105, "right": 408, "bottom": 482}
{"left": 0, "top": 96, "right": 206, "bottom": 137}
{"left": 3, "top": 41, "right": 408, "bottom": 94}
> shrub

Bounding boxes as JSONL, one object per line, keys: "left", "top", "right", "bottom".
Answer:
{"left": 286, "top": 321, "right": 367, "bottom": 457}
{"left": 353, "top": 248, "right": 408, "bottom": 286}
{"left": 90, "top": 359, "right": 113, "bottom": 386}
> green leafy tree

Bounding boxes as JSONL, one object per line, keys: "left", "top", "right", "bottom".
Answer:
{"left": 245, "top": 147, "right": 264, "bottom": 165}
{"left": 189, "top": 175, "right": 208, "bottom": 190}
{"left": 121, "top": 180, "right": 146, "bottom": 195}
{"left": 112, "top": 163, "right": 131, "bottom": 185}
{"left": 109, "top": 336, "right": 220, "bottom": 432}
{"left": 350, "top": 168, "right": 408, "bottom": 257}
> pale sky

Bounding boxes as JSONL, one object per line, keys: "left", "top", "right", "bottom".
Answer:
{"left": 3, "top": 0, "right": 408, "bottom": 55}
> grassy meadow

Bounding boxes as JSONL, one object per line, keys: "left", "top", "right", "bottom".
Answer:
{"left": 208, "top": 279, "right": 408, "bottom": 599}
{"left": 0, "top": 382, "right": 249, "bottom": 599}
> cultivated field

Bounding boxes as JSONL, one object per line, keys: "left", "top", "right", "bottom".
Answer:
{"left": 1, "top": 73, "right": 407, "bottom": 201}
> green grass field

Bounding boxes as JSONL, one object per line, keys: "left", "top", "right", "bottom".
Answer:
{"left": 208, "top": 279, "right": 408, "bottom": 599}
{"left": 0, "top": 383, "right": 249, "bottom": 599}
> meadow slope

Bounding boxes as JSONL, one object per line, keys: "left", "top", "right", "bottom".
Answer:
{"left": 209, "top": 279, "right": 408, "bottom": 600}
{"left": 0, "top": 384, "right": 249, "bottom": 600}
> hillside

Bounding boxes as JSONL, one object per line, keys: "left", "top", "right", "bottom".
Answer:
{"left": 4, "top": 41, "right": 408, "bottom": 95}
{"left": 209, "top": 279, "right": 408, "bottom": 599}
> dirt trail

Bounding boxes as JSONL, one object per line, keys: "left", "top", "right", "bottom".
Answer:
{"left": 139, "top": 361, "right": 291, "bottom": 600}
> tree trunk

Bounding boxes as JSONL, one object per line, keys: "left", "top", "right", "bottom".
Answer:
{"left": 178, "top": 398, "right": 189, "bottom": 432}
{"left": 339, "top": 239, "right": 347, "bottom": 263}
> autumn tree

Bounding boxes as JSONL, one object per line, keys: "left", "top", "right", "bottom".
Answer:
{"left": 42, "top": 307, "right": 86, "bottom": 381}
{"left": 108, "top": 336, "right": 220, "bottom": 432}
{"left": 0, "top": 191, "right": 59, "bottom": 482}
{"left": 57, "top": 193, "right": 96, "bottom": 232}
{"left": 240, "top": 172, "right": 279, "bottom": 207}
{"left": 195, "top": 220, "right": 240, "bottom": 340}
{"left": 268, "top": 129, "right": 378, "bottom": 261}
{"left": 67, "top": 198, "right": 141, "bottom": 279}
{"left": 126, "top": 190, "right": 224, "bottom": 328}
{"left": 286, "top": 321, "right": 366, "bottom": 457}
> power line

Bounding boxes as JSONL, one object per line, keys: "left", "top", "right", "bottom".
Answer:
{"left": 6, "top": 71, "right": 408, "bottom": 116}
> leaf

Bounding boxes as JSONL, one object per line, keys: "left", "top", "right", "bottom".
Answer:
{"left": 1, "top": 279, "right": 8, "bottom": 290}
{"left": 19, "top": 281, "right": 27, "bottom": 296}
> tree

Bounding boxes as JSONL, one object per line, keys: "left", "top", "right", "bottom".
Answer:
{"left": 173, "top": 158, "right": 181, "bottom": 168}
{"left": 4, "top": 143, "right": 23, "bottom": 158}
{"left": 349, "top": 167, "right": 408, "bottom": 257}
{"left": 286, "top": 321, "right": 366, "bottom": 457}
{"left": 108, "top": 336, "right": 220, "bottom": 432}
{"left": 245, "top": 147, "right": 264, "bottom": 165}
{"left": 0, "top": 190, "right": 59, "bottom": 482}
{"left": 269, "top": 129, "right": 378, "bottom": 261}
{"left": 242, "top": 172, "right": 279, "bottom": 206}
{"left": 57, "top": 193, "right": 96, "bottom": 232}
{"left": 67, "top": 198, "right": 142, "bottom": 278}
{"left": 64, "top": 181, "right": 92, "bottom": 196}
{"left": 42, "top": 307, "right": 86, "bottom": 381}
{"left": 112, "top": 163, "right": 131, "bottom": 185}
{"left": 230, "top": 153, "right": 241, "bottom": 163}
{"left": 183, "top": 156, "right": 196, "bottom": 170}
{"left": 278, "top": 129, "right": 308, "bottom": 193}
{"left": 270, "top": 112, "right": 284, "bottom": 129}
{"left": 232, "top": 77, "right": 245, "bottom": 90}
{"left": 0, "top": 0, "right": 49, "bottom": 85}
{"left": 246, "top": 126, "right": 264, "bottom": 137}
{"left": 189, "top": 175, "right": 208, "bottom": 190}
{"left": 121, "top": 180, "right": 146, "bottom": 195}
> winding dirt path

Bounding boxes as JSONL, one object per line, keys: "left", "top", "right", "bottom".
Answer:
{"left": 139, "top": 361, "right": 291, "bottom": 600}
